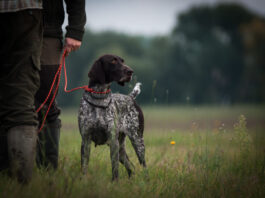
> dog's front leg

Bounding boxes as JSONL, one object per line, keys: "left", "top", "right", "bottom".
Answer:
{"left": 110, "top": 128, "right": 119, "bottom": 181}
{"left": 81, "top": 135, "right": 91, "bottom": 174}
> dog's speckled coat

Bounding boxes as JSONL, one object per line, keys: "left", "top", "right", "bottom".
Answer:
{"left": 78, "top": 55, "right": 146, "bottom": 180}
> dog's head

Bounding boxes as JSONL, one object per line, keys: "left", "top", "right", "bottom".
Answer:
{"left": 88, "top": 54, "right": 133, "bottom": 86}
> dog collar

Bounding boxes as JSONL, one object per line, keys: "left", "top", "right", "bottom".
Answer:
{"left": 84, "top": 91, "right": 112, "bottom": 108}
{"left": 84, "top": 87, "right": 111, "bottom": 94}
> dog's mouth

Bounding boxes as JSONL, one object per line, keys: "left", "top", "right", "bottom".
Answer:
{"left": 118, "top": 68, "right": 133, "bottom": 86}
{"left": 118, "top": 75, "right": 132, "bottom": 86}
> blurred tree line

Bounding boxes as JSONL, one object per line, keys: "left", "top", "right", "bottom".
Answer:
{"left": 58, "top": 3, "right": 265, "bottom": 107}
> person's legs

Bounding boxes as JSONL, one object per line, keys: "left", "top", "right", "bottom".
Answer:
{"left": 36, "top": 117, "right": 61, "bottom": 169}
{"left": 7, "top": 125, "right": 37, "bottom": 184}
{"left": 0, "top": 9, "right": 43, "bottom": 183}
{"left": 35, "top": 38, "right": 62, "bottom": 170}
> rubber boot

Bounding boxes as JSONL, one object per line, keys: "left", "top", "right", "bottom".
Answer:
{"left": 7, "top": 125, "right": 37, "bottom": 184}
{"left": 36, "top": 119, "right": 61, "bottom": 170}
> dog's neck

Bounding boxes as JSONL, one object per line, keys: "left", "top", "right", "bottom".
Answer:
{"left": 87, "top": 80, "right": 111, "bottom": 100}
{"left": 89, "top": 79, "right": 110, "bottom": 88}
{"left": 88, "top": 80, "right": 111, "bottom": 92}
{"left": 84, "top": 81, "right": 112, "bottom": 108}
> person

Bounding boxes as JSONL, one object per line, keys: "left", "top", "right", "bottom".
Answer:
{"left": 35, "top": 0, "right": 86, "bottom": 170}
{"left": 0, "top": 1, "right": 43, "bottom": 183}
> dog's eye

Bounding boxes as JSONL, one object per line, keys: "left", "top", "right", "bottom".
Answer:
{"left": 111, "top": 58, "right": 118, "bottom": 65}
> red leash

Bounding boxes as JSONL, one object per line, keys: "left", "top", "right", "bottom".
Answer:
{"left": 36, "top": 50, "right": 110, "bottom": 132}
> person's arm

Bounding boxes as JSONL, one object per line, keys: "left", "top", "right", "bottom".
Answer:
{"left": 64, "top": 0, "right": 86, "bottom": 55}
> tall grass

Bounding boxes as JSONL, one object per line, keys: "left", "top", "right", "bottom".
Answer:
{"left": 0, "top": 106, "right": 264, "bottom": 198}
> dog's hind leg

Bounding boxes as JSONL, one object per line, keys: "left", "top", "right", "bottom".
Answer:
{"left": 118, "top": 133, "right": 135, "bottom": 178}
{"left": 128, "top": 132, "right": 146, "bottom": 168}
{"left": 81, "top": 133, "right": 91, "bottom": 174}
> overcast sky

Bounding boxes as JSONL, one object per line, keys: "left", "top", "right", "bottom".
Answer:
{"left": 84, "top": 0, "right": 265, "bottom": 36}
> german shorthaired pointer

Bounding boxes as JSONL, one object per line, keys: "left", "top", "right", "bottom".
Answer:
{"left": 78, "top": 54, "right": 146, "bottom": 180}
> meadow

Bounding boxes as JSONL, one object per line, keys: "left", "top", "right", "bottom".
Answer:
{"left": 0, "top": 105, "right": 264, "bottom": 198}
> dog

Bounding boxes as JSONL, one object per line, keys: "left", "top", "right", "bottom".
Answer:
{"left": 78, "top": 54, "right": 146, "bottom": 180}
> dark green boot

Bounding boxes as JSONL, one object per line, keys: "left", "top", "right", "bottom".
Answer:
{"left": 36, "top": 119, "right": 61, "bottom": 170}
{"left": 7, "top": 125, "right": 37, "bottom": 184}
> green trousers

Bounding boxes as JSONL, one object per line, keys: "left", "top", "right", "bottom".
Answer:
{"left": 0, "top": 9, "right": 42, "bottom": 171}
{"left": 0, "top": 9, "right": 43, "bottom": 131}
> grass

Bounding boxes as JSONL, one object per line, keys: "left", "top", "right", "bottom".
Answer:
{"left": 0, "top": 105, "right": 265, "bottom": 198}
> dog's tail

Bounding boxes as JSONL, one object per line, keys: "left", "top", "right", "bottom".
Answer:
{"left": 129, "top": 82, "right": 142, "bottom": 99}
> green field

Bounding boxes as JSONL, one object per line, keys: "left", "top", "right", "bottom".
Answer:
{"left": 1, "top": 105, "right": 265, "bottom": 198}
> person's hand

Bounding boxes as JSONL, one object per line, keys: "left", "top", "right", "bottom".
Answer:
{"left": 64, "top": 37, "right": 82, "bottom": 56}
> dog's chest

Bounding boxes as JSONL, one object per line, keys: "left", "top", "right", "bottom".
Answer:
{"left": 78, "top": 93, "right": 140, "bottom": 138}
{"left": 79, "top": 100, "right": 115, "bottom": 131}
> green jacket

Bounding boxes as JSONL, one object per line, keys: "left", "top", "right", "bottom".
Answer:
{"left": 43, "top": 0, "right": 86, "bottom": 41}
{"left": 0, "top": 0, "right": 42, "bottom": 13}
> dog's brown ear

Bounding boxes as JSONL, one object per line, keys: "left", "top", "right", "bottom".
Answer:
{"left": 88, "top": 59, "right": 106, "bottom": 84}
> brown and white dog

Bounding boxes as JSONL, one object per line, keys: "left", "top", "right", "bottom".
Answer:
{"left": 78, "top": 54, "right": 146, "bottom": 180}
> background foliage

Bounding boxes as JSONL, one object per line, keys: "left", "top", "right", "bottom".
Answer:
{"left": 58, "top": 3, "right": 265, "bottom": 107}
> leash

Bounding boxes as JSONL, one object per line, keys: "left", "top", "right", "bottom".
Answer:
{"left": 36, "top": 50, "right": 111, "bottom": 132}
